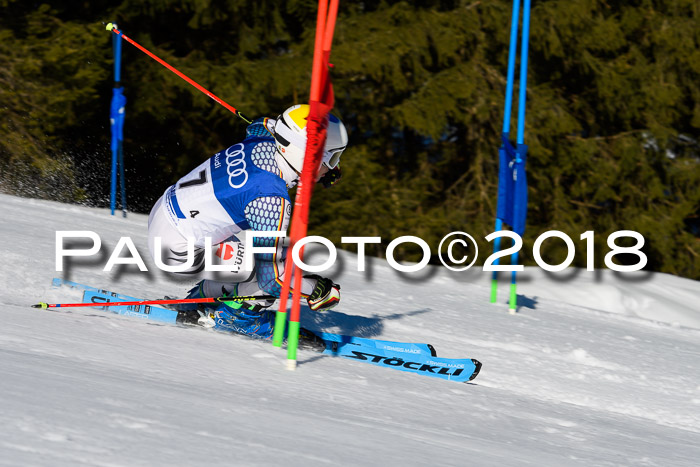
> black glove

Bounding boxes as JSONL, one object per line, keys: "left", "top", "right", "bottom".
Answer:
{"left": 305, "top": 274, "right": 341, "bottom": 311}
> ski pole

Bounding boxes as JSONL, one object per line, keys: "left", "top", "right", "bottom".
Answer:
{"left": 104, "top": 22, "right": 252, "bottom": 124}
{"left": 32, "top": 295, "right": 276, "bottom": 310}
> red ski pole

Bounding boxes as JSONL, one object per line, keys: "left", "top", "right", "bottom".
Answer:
{"left": 104, "top": 22, "right": 252, "bottom": 124}
{"left": 32, "top": 294, "right": 275, "bottom": 310}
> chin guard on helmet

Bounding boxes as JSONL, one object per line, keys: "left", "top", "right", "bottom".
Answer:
{"left": 319, "top": 166, "right": 341, "bottom": 188}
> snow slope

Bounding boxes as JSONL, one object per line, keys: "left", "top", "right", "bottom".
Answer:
{"left": 1, "top": 192, "right": 699, "bottom": 466}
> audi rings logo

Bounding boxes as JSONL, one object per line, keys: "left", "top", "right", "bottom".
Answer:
{"left": 225, "top": 143, "right": 248, "bottom": 189}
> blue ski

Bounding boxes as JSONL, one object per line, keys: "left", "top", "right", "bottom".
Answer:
{"left": 52, "top": 278, "right": 178, "bottom": 323}
{"left": 49, "top": 278, "right": 481, "bottom": 382}
{"left": 318, "top": 332, "right": 435, "bottom": 357}
{"left": 51, "top": 278, "right": 436, "bottom": 355}
{"left": 327, "top": 344, "right": 480, "bottom": 382}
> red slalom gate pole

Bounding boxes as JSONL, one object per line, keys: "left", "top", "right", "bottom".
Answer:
{"left": 280, "top": 0, "right": 340, "bottom": 369}
{"left": 104, "top": 23, "right": 252, "bottom": 124}
{"left": 272, "top": 0, "right": 337, "bottom": 351}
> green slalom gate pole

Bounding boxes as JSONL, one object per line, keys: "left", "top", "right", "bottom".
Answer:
{"left": 272, "top": 302, "right": 288, "bottom": 348}
{"left": 490, "top": 280, "right": 499, "bottom": 304}
{"left": 272, "top": 246, "right": 297, "bottom": 348}
{"left": 287, "top": 320, "right": 301, "bottom": 367}
{"left": 490, "top": 219, "right": 503, "bottom": 304}
{"left": 509, "top": 283, "right": 518, "bottom": 314}
{"left": 285, "top": 266, "right": 305, "bottom": 369}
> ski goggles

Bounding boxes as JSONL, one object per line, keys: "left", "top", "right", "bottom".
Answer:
{"left": 274, "top": 118, "right": 344, "bottom": 169}
{"left": 324, "top": 147, "right": 344, "bottom": 169}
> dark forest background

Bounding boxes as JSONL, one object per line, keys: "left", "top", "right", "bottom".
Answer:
{"left": 1, "top": 0, "right": 698, "bottom": 279}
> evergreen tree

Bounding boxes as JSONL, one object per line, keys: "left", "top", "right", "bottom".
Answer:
{"left": 0, "top": 0, "right": 697, "bottom": 278}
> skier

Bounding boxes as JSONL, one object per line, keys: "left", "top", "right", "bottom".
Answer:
{"left": 147, "top": 104, "right": 347, "bottom": 339}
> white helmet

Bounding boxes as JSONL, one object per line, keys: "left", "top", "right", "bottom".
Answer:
{"left": 273, "top": 104, "right": 348, "bottom": 173}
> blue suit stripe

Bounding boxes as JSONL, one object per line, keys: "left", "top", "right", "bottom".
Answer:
{"left": 244, "top": 197, "right": 286, "bottom": 297}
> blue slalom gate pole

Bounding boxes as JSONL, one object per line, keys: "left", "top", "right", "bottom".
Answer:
{"left": 508, "top": 0, "right": 530, "bottom": 312}
{"left": 491, "top": 0, "right": 531, "bottom": 313}
{"left": 110, "top": 24, "right": 127, "bottom": 216}
{"left": 517, "top": 0, "right": 531, "bottom": 146}
{"left": 491, "top": 0, "right": 521, "bottom": 305}
{"left": 118, "top": 136, "right": 126, "bottom": 217}
{"left": 502, "top": 0, "right": 520, "bottom": 137}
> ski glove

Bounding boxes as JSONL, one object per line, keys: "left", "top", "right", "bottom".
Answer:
{"left": 305, "top": 274, "right": 341, "bottom": 311}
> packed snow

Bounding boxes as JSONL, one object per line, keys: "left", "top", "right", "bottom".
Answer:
{"left": 0, "top": 192, "right": 698, "bottom": 466}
